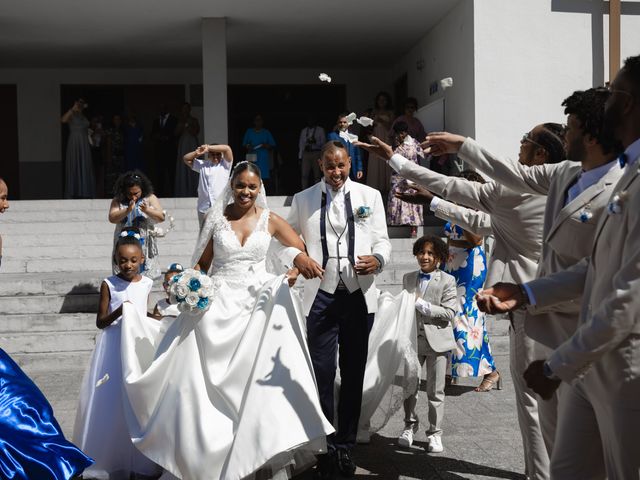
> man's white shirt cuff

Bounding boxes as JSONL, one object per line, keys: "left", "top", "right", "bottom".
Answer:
{"left": 429, "top": 197, "right": 441, "bottom": 212}
{"left": 389, "top": 153, "right": 409, "bottom": 173}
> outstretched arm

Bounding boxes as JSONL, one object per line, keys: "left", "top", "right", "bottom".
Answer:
{"left": 423, "top": 132, "right": 561, "bottom": 195}
{"left": 357, "top": 136, "right": 501, "bottom": 214}
{"left": 431, "top": 198, "right": 493, "bottom": 237}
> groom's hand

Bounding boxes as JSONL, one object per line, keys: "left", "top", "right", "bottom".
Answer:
{"left": 355, "top": 255, "right": 380, "bottom": 275}
{"left": 293, "top": 253, "right": 324, "bottom": 280}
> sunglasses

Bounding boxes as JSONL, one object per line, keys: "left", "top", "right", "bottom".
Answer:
{"left": 521, "top": 133, "right": 544, "bottom": 149}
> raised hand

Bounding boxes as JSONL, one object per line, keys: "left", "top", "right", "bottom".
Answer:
{"left": 354, "top": 136, "right": 394, "bottom": 161}
{"left": 524, "top": 360, "right": 561, "bottom": 400}
{"left": 195, "top": 144, "right": 208, "bottom": 156}
{"left": 395, "top": 185, "right": 435, "bottom": 205}
{"left": 293, "top": 253, "right": 324, "bottom": 280}
{"left": 421, "top": 132, "right": 466, "bottom": 156}
{"left": 475, "top": 282, "right": 526, "bottom": 314}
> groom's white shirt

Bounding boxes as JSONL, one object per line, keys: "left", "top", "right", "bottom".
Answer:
{"left": 287, "top": 178, "right": 391, "bottom": 315}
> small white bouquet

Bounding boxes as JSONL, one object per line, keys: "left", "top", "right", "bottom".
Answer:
{"left": 168, "top": 268, "right": 217, "bottom": 313}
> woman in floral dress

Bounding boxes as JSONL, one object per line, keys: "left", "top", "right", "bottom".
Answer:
{"left": 445, "top": 171, "right": 501, "bottom": 392}
{"left": 387, "top": 121, "right": 424, "bottom": 237}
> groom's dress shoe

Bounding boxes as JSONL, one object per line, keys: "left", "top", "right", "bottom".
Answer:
{"left": 336, "top": 449, "right": 357, "bottom": 477}
{"left": 314, "top": 452, "right": 336, "bottom": 480}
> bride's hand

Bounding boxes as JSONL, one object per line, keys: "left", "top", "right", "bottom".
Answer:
{"left": 286, "top": 267, "right": 299, "bottom": 287}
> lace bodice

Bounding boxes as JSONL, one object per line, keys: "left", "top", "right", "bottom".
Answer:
{"left": 210, "top": 208, "right": 272, "bottom": 283}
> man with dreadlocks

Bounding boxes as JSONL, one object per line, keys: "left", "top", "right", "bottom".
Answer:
{"left": 357, "top": 124, "right": 566, "bottom": 480}
{"left": 422, "top": 87, "right": 623, "bottom": 466}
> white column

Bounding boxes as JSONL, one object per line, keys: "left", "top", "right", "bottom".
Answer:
{"left": 201, "top": 18, "right": 228, "bottom": 143}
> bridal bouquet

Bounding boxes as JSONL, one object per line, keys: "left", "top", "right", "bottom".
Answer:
{"left": 168, "top": 268, "right": 217, "bottom": 313}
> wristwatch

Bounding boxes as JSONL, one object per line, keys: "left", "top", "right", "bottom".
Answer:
{"left": 543, "top": 361, "right": 560, "bottom": 381}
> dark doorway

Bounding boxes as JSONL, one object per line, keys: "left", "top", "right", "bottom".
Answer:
{"left": 228, "top": 84, "right": 347, "bottom": 195}
{"left": 0, "top": 85, "right": 19, "bottom": 198}
{"left": 60, "top": 84, "right": 185, "bottom": 198}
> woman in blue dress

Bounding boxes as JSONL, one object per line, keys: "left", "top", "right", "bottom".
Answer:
{"left": 0, "top": 349, "right": 93, "bottom": 479}
{"left": 444, "top": 171, "right": 501, "bottom": 392}
{"left": 242, "top": 114, "right": 276, "bottom": 181}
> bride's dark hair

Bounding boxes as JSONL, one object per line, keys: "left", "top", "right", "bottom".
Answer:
{"left": 230, "top": 161, "right": 262, "bottom": 182}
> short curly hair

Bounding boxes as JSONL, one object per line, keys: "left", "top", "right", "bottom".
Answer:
{"left": 622, "top": 54, "right": 640, "bottom": 97}
{"left": 412, "top": 235, "right": 449, "bottom": 265}
{"left": 113, "top": 170, "right": 154, "bottom": 204}
{"left": 562, "top": 87, "right": 619, "bottom": 155}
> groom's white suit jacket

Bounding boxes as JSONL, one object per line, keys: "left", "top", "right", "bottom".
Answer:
{"left": 287, "top": 178, "right": 392, "bottom": 316}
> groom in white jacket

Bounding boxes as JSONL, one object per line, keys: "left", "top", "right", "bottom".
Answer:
{"left": 286, "top": 141, "right": 391, "bottom": 478}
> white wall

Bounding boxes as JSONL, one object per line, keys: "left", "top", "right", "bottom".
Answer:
{"left": 472, "top": 0, "right": 640, "bottom": 158}
{"left": 391, "top": 0, "right": 476, "bottom": 138}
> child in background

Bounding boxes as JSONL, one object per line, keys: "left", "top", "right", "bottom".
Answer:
{"left": 73, "top": 232, "right": 162, "bottom": 479}
{"left": 152, "top": 262, "right": 184, "bottom": 319}
{"left": 183, "top": 144, "right": 233, "bottom": 229}
{"left": 398, "top": 235, "right": 458, "bottom": 453}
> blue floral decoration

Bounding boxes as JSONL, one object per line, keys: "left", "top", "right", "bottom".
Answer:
{"left": 355, "top": 206, "right": 371, "bottom": 218}
{"left": 189, "top": 278, "right": 202, "bottom": 291}
{"left": 197, "top": 297, "right": 209, "bottom": 309}
{"left": 172, "top": 274, "right": 183, "bottom": 284}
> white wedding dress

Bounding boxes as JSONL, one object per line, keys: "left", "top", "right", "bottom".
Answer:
{"left": 119, "top": 204, "right": 334, "bottom": 480}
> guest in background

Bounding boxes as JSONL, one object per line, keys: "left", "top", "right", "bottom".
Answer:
{"left": 392, "top": 97, "right": 426, "bottom": 142}
{"left": 242, "top": 114, "right": 276, "bottom": 187}
{"left": 387, "top": 121, "right": 425, "bottom": 237}
{"left": 61, "top": 99, "right": 95, "bottom": 199}
{"left": 108, "top": 171, "right": 165, "bottom": 279}
{"left": 175, "top": 102, "right": 201, "bottom": 197}
{"left": 367, "top": 92, "right": 395, "bottom": 195}
{"left": 151, "top": 104, "right": 178, "bottom": 197}
{"left": 299, "top": 116, "right": 326, "bottom": 188}
{"left": 105, "top": 114, "right": 125, "bottom": 195}
{"left": 183, "top": 143, "right": 233, "bottom": 229}
{"left": 89, "top": 115, "right": 105, "bottom": 197}
{"left": 123, "top": 114, "right": 144, "bottom": 172}
{"left": 327, "top": 112, "right": 364, "bottom": 181}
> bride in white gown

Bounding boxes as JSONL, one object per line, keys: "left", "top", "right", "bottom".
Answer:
{"left": 119, "top": 161, "right": 334, "bottom": 480}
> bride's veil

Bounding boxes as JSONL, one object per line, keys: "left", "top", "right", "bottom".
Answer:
{"left": 191, "top": 162, "right": 269, "bottom": 269}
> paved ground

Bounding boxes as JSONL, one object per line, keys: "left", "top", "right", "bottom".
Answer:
{"left": 30, "top": 350, "right": 525, "bottom": 480}
{"left": 296, "top": 352, "right": 526, "bottom": 480}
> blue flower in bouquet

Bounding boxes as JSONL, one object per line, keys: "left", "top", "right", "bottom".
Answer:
{"left": 172, "top": 273, "right": 183, "bottom": 284}
{"left": 355, "top": 206, "right": 371, "bottom": 219}
{"left": 189, "top": 278, "right": 202, "bottom": 291}
{"left": 197, "top": 297, "right": 209, "bottom": 310}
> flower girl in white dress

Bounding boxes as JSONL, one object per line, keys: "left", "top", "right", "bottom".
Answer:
{"left": 73, "top": 233, "right": 162, "bottom": 480}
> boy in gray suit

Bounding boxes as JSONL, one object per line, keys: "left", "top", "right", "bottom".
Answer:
{"left": 398, "top": 235, "right": 458, "bottom": 453}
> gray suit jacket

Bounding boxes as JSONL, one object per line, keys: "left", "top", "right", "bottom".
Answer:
{"left": 457, "top": 138, "right": 623, "bottom": 348}
{"left": 403, "top": 270, "right": 457, "bottom": 353}
{"left": 389, "top": 152, "right": 546, "bottom": 286}
{"left": 527, "top": 160, "right": 640, "bottom": 381}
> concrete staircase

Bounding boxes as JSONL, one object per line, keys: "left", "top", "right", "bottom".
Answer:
{"left": 0, "top": 197, "right": 509, "bottom": 435}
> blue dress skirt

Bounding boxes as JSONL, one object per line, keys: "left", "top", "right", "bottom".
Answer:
{"left": 444, "top": 223, "right": 497, "bottom": 378}
{"left": 0, "top": 349, "right": 93, "bottom": 479}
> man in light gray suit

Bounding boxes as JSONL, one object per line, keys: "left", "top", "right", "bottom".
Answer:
{"left": 478, "top": 54, "right": 640, "bottom": 479}
{"left": 358, "top": 126, "right": 565, "bottom": 480}
{"left": 424, "top": 88, "right": 623, "bottom": 456}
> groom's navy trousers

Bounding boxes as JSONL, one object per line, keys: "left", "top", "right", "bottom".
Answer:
{"left": 306, "top": 287, "right": 374, "bottom": 450}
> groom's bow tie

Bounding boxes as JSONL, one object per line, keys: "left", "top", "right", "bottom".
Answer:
{"left": 419, "top": 272, "right": 431, "bottom": 280}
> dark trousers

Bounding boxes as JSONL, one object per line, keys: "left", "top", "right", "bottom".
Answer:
{"left": 306, "top": 288, "right": 374, "bottom": 450}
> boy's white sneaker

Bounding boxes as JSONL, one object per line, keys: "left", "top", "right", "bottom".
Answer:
{"left": 427, "top": 435, "right": 443, "bottom": 453}
{"left": 397, "top": 428, "right": 414, "bottom": 448}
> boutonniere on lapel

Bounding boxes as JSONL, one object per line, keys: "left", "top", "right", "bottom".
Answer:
{"left": 578, "top": 204, "right": 593, "bottom": 223}
{"left": 354, "top": 206, "right": 372, "bottom": 219}
{"left": 607, "top": 190, "right": 629, "bottom": 215}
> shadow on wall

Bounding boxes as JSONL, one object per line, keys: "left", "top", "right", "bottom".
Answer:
{"left": 551, "top": 0, "right": 640, "bottom": 86}
{"left": 60, "top": 283, "right": 100, "bottom": 313}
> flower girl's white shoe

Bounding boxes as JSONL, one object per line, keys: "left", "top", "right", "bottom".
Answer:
{"left": 397, "top": 428, "right": 414, "bottom": 448}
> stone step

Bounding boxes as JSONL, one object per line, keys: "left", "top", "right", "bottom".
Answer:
{"left": 0, "top": 313, "right": 96, "bottom": 332}
{"left": 1, "top": 330, "right": 97, "bottom": 355}
{"left": 2, "top": 231, "right": 199, "bottom": 247}
{"left": 0, "top": 293, "right": 99, "bottom": 314}
{"left": 4, "top": 196, "right": 293, "bottom": 212}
